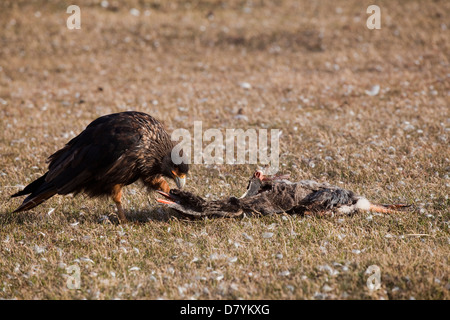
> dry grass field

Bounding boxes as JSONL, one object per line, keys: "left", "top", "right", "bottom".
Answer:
{"left": 0, "top": 0, "right": 449, "bottom": 300}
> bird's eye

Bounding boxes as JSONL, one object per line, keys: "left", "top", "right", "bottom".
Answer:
{"left": 172, "top": 169, "right": 186, "bottom": 178}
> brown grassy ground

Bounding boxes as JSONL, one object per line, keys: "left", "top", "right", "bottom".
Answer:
{"left": 0, "top": 0, "right": 449, "bottom": 299}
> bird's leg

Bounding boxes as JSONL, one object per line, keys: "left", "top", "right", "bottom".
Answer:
{"left": 144, "top": 176, "right": 171, "bottom": 193}
{"left": 368, "top": 204, "right": 409, "bottom": 214}
{"left": 112, "top": 184, "right": 127, "bottom": 223}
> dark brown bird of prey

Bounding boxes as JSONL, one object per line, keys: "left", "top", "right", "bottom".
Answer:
{"left": 156, "top": 170, "right": 409, "bottom": 218}
{"left": 11, "top": 111, "right": 189, "bottom": 223}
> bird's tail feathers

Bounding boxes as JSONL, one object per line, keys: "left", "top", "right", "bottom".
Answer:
{"left": 12, "top": 189, "right": 57, "bottom": 213}
{"left": 11, "top": 173, "right": 49, "bottom": 198}
{"left": 11, "top": 173, "right": 57, "bottom": 213}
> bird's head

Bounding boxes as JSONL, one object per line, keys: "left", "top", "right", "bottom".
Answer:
{"left": 157, "top": 189, "right": 242, "bottom": 218}
{"left": 243, "top": 170, "right": 265, "bottom": 197}
{"left": 161, "top": 153, "right": 189, "bottom": 189}
{"left": 240, "top": 170, "right": 291, "bottom": 198}
{"left": 156, "top": 189, "right": 206, "bottom": 216}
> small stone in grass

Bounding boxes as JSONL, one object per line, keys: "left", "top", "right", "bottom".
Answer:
{"left": 365, "top": 85, "right": 380, "bottom": 96}
{"left": 262, "top": 232, "right": 274, "bottom": 239}
{"left": 239, "top": 82, "right": 252, "bottom": 89}
{"left": 322, "top": 284, "right": 333, "bottom": 292}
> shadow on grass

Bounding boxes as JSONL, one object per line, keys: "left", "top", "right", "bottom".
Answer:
{"left": 0, "top": 206, "right": 191, "bottom": 226}
{"left": 0, "top": 210, "right": 39, "bottom": 226}
{"left": 112, "top": 207, "right": 189, "bottom": 224}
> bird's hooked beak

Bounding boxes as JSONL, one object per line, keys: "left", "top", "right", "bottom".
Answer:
{"left": 172, "top": 171, "right": 186, "bottom": 189}
{"left": 176, "top": 176, "right": 186, "bottom": 188}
